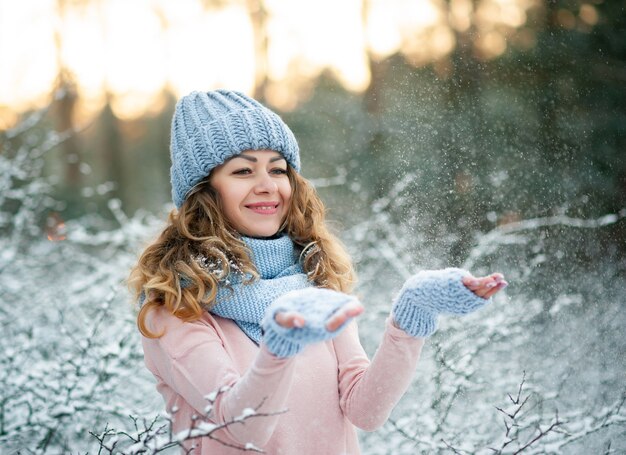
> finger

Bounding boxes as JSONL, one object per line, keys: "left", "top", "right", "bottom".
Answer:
{"left": 465, "top": 273, "right": 504, "bottom": 286}
{"left": 326, "top": 306, "right": 358, "bottom": 332}
{"left": 473, "top": 286, "right": 491, "bottom": 298}
{"left": 326, "top": 303, "right": 364, "bottom": 332}
{"left": 462, "top": 276, "right": 481, "bottom": 289}
{"left": 473, "top": 280, "right": 508, "bottom": 298}
{"left": 326, "top": 313, "right": 348, "bottom": 332}
{"left": 477, "top": 274, "right": 503, "bottom": 285}
{"left": 482, "top": 289, "right": 499, "bottom": 299}
{"left": 478, "top": 274, "right": 502, "bottom": 289}
{"left": 274, "top": 311, "right": 305, "bottom": 329}
{"left": 475, "top": 280, "right": 499, "bottom": 297}
{"left": 483, "top": 280, "right": 508, "bottom": 299}
{"left": 489, "top": 273, "right": 505, "bottom": 283}
{"left": 464, "top": 277, "right": 495, "bottom": 292}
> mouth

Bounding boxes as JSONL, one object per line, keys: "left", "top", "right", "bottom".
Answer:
{"left": 245, "top": 202, "right": 280, "bottom": 215}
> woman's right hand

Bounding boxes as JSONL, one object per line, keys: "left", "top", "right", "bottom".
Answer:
{"left": 262, "top": 288, "right": 363, "bottom": 357}
{"left": 275, "top": 300, "right": 364, "bottom": 332}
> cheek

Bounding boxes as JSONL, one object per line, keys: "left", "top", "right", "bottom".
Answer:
{"left": 221, "top": 195, "right": 246, "bottom": 229}
{"left": 280, "top": 181, "right": 292, "bottom": 205}
{"left": 214, "top": 186, "right": 244, "bottom": 217}
{"left": 223, "top": 189, "right": 244, "bottom": 210}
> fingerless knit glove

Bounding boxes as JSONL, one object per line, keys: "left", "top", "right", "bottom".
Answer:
{"left": 392, "top": 268, "right": 489, "bottom": 338}
{"left": 262, "top": 288, "right": 359, "bottom": 358}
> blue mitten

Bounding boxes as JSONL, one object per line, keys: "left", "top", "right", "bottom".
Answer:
{"left": 262, "top": 288, "right": 359, "bottom": 358}
{"left": 392, "top": 268, "right": 489, "bottom": 338}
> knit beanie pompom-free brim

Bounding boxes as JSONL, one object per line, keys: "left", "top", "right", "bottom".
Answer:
{"left": 169, "top": 89, "right": 301, "bottom": 208}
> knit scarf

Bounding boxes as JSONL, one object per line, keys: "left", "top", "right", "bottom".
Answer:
{"left": 210, "top": 234, "right": 312, "bottom": 344}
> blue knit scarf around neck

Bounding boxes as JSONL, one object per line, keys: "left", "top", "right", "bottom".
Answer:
{"left": 210, "top": 234, "right": 312, "bottom": 344}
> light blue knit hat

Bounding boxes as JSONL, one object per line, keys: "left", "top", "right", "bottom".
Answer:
{"left": 169, "top": 89, "right": 301, "bottom": 208}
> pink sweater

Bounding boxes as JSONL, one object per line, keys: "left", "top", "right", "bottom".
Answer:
{"left": 142, "top": 308, "right": 424, "bottom": 454}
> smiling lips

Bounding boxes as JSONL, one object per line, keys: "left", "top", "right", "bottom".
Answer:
{"left": 245, "top": 201, "right": 280, "bottom": 215}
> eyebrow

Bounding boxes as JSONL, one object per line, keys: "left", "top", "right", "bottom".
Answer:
{"left": 236, "top": 154, "right": 286, "bottom": 163}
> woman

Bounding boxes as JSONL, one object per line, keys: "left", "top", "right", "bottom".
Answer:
{"left": 129, "top": 90, "right": 507, "bottom": 454}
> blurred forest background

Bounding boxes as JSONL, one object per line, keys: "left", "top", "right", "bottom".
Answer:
{"left": 1, "top": 0, "right": 625, "bottom": 453}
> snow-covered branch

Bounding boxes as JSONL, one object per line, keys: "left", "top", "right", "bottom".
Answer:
{"left": 463, "top": 210, "right": 626, "bottom": 270}
{"left": 91, "top": 390, "right": 286, "bottom": 454}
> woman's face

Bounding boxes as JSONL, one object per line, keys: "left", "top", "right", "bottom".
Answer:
{"left": 210, "top": 150, "right": 292, "bottom": 238}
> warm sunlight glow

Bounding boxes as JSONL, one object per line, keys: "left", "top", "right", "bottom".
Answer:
{"left": 0, "top": 0, "right": 539, "bottom": 124}
{"left": 265, "top": 0, "right": 369, "bottom": 99}
{"left": 366, "top": 0, "right": 442, "bottom": 60}
{"left": 0, "top": 2, "right": 57, "bottom": 111}
{"left": 476, "top": 30, "right": 507, "bottom": 59}
{"left": 450, "top": 0, "right": 473, "bottom": 32}
{"left": 557, "top": 9, "right": 577, "bottom": 29}
{"left": 365, "top": 3, "right": 403, "bottom": 57}
{"left": 164, "top": 4, "right": 256, "bottom": 98}
{"left": 474, "top": 0, "right": 539, "bottom": 60}
{"left": 579, "top": 4, "right": 599, "bottom": 26}
{"left": 403, "top": 25, "right": 455, "bottom": 66}
{"left": 61, "top": 6, "right": 105, "bottom": 105}
{"left": 101, "top": 1, "right": 164, "bottom": 116}
{"left": 476, "top": 0, "right": 533, "bottom": 29}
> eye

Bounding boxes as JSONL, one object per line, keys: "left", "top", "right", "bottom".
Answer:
{"left": 270, "top": 167, "right": 288, "bottom": 175}
{"left": 232, "top": 168, "right": 252, "bottom": 175}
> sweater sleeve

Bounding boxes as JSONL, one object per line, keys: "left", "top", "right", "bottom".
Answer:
{"left": 333, "top": 317, "right": 425, "bottom": 431}
{"left": 141, "top": 309, "right": 296, "bottom": 448}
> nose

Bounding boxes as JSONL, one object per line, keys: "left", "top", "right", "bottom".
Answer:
{"left": 254, "top": 171, "right": 278, "bottom": 194}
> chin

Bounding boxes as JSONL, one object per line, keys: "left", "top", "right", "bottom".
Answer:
{"left": 242, "top": 225, "right": 282, "bottom": 238}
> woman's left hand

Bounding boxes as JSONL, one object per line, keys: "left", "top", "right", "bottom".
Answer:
{"left": 462, "top": 272, "right": 508, "bottom": 299}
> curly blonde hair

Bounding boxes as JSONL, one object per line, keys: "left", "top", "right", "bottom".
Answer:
{"left": 128, "top": 166, "right": 356, "bottom": 338}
